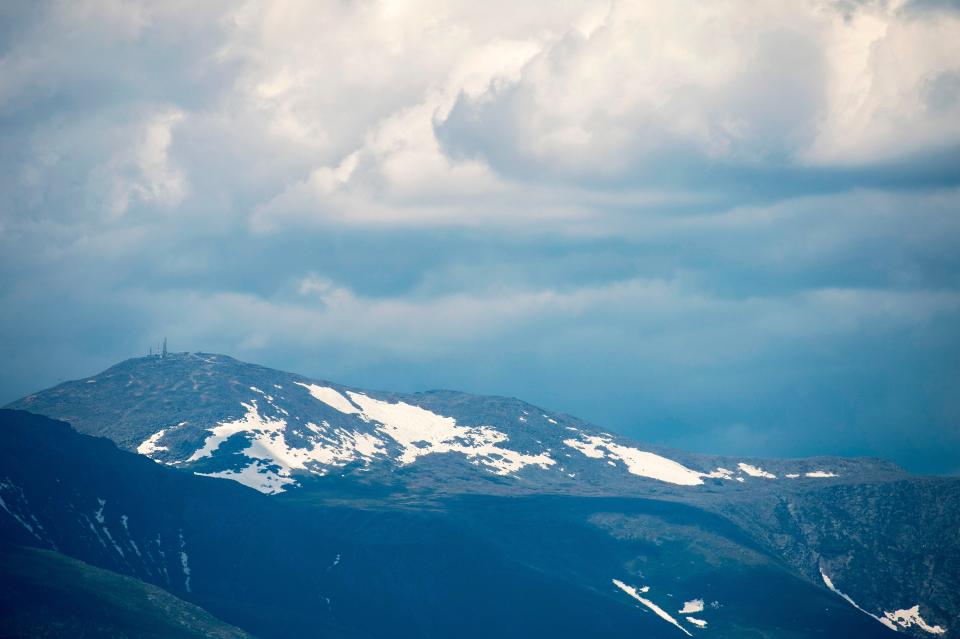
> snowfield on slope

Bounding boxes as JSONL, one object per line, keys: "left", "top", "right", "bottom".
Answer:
{"left": 563, "top": 435, "right": 705, "bottom": 486}
{"left": 613, "top": 579, "right": 692, "bottom": 636}
{"left": 300, "top": 383, "right": 556, "bottom": 476}
{"left": 823, "top": 569, "right": 947, "bottom": 634}
{"left": 884, "top": 605, "right": 947, "bottom": 635}
{"left": 133, "top": 378, "right": 843, "bottom": 494}
{"left": 342, "top": 388, "right": 555, "bottom": 474}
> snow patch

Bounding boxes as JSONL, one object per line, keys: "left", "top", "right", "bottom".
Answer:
{"left": 100, "top": 525, "right": 125, "bottom": 558}
{"left": 0, "top": 492, "right": 36, "bottom": 535}
{"left": 805, "top": 470, "right": 838, "bottom": 478}
{"left": 120, "top": 515, "right": 142, "bottom": 558}
{"left": 187, "top": 400, "right": 387, "bottom": 493}
{"left": 884, "top": 605, "right": 946, "bottom": 635}
{"left": 327, "top": 553, "right": 341, "bottom": 571}
{"left": 137, "top": 429, "right": 169, "bottom": 455}
{"left": 179, "top": 531, "right": 192, "bottom": 592}
{"left": 613, "top": 579, "right": 692, "bottom": 637}
{"left": 83, "top": 514, "right": 108, "bottom": 549}
{"left": 679, "top": 599, "right": 704, "bottom": 614}
{"left": 185, "top": 402, "right": 279, "bottom": 462}
{"left": 821, "top": 570, "right": 898, "bottom": 631}
{"left": 686, "top": 617, "right": 707, "bottom": 628}
{"left": 738, "top": 462, "right": 776, "bottom": 479}
{"left": 564, "top": 436, "right": 704, "bottom": 486}
{"left": 0, "top": 480, "right": 52, "bottom": 547}
{"left": 136, "top": 422, "right": 187, "bottom": 458}
{"left": 702, "top": 467, "right": 734, "bottom": 480}
{"left": 295, "top": 383, "right": 360, "bottom": 414}
{"left": 345, "top": 392, "right": 555, "bottom": 475}
{"left": 198, "top": 462, "right": 295, "bottom": 495}
{"left": 154, "top": 534, "right": 170, "bottom": 584}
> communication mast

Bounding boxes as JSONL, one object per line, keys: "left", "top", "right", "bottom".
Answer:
{"left": 162, "top": 338, "right": 168, "bottom": 359}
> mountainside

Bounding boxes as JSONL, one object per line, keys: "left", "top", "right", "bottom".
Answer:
{"left": 0, "top": 410, "right": 677, "bottom": 638}
{"left": 0, "top": 409, "right": 906, "bottom": 639}
{"left": 0, "top": 542, "right": 254, "bottom": 639}
{"left": 3, "top": 353, "right": 957, "bottom": 638}
{"left": 9, "top": 352, "right": 903, "bottom": 496}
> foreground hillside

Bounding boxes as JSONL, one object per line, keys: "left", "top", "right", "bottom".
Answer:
{"left": 3, "top": 353, "right": 957, "bottom": 637}
{"left": 0, "top": 542, "right": 253, "bottom": 638}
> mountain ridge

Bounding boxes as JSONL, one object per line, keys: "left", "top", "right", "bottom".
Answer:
{"left": 7, "top": 351, "right": 907, "bottom": 498}
{"left": 3, "top": 353, "right": 956, "bottom": 638}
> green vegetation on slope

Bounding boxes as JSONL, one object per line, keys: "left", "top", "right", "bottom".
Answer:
{"left": 0, "top": 542, "right": 255, "bottom": 639}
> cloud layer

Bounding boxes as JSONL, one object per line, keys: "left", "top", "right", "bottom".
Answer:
{"left": 1, "top": 0, "right": 959, "bottom": 473}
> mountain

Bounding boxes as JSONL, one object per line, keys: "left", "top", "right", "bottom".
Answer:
{"left": 3, "top": 353, "right": 957, "bottom": 638}
{"left": 8, "top": 352, "right": 904, "bottom": 495}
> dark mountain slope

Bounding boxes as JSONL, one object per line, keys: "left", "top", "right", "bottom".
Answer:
{"left": 0, "top": 542, "right": 254, "bottom": 639}
{"left": 0, "top": 409, "right": 905, "bottom": 638}
{"left": 717, "top": 478, "right": 960, "bottom": 635}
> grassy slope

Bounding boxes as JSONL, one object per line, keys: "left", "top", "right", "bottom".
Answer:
{"left": 0, "top": 543, "right": 255, "bottom": 639}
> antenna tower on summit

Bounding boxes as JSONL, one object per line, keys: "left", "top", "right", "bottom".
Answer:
{"left": 162, "top": 338, "right": 167, "bottom": 359}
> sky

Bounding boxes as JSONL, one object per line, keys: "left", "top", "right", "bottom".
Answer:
{"left": 1, "top": 0, "right": 959, "bottom": 474}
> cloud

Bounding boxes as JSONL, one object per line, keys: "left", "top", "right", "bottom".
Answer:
{"left": 436, "top": 1, "right": 960, "bottom": 182}
{"left": 236, "top": 0, "right": 960, "bottom": 231}
{"left": 0, "top": 1, "right": 958, "bottom": 473}
{"left": 802, "top": 1, "right": 960, "bottom": 165}
{"left": 5, "top": 246, "right": 958, "bottom": 469}
{"left": 88, "top": 107, "right": 187, "bottom": 216}
{"left": 439, "top": 3, "right": 824, "bottom": 175}
{"left": 4, "top": 1, "right": 957, "bottom": 233}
